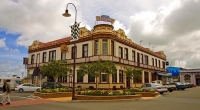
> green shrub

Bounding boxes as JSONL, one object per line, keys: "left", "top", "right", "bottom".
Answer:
{"left": 78, "top": 90, "right": 135, "bottom": 96}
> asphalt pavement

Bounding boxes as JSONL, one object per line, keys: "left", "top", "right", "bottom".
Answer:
{"left": 1, "top": 87, "right": 200, "bottom": 110}
{"left": 8, "top": 91, "right": 35, "bottom": 101}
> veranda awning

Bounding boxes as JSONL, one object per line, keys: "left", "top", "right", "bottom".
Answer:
{"left": 156, "top": 72, "right": 172, "bottom": 76}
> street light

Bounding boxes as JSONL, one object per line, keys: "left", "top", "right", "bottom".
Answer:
{"left": 62, "top": 3, "right": 79, "bottom": 100}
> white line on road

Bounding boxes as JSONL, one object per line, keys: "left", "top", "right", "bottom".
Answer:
{"left": 10, "top": 96, "right": 36, "bottom": 100}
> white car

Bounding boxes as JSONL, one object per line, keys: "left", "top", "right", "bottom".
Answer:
{"left": 15, "top": 83, "right": 41, "bottom": 92}
{"left": 141, "top": 83, "right": 168, "bottom": 94}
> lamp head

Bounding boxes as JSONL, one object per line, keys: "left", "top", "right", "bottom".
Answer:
{"left": 62, "top": 9, "right": 71, "bottom": 17}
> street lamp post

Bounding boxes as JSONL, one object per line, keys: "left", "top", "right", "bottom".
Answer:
{"left": 62, "top": 3, "right": 79, "bottom": 100}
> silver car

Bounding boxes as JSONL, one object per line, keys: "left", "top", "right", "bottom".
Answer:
{"left": 141, "top": 83, "right": 168, "bottom": 94}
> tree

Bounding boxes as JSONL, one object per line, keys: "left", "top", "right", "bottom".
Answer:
{"left": 124, "top": 67, "right": 142, "bottom": 87}
{"left": 124, "top": 67, "right": 134, "bottom": 89}
{"left": 132, "top": 69, "right": 142, "bottom": 87}
{"left": 76, "top": 64, "right": 88, "bottom": 78}
{"left": 40, "top": 60, "right": 71, "bottom": 89}
{"left": 103, "top": 61, "right": 117, "bottom": 89}
{"left": 88, "top": 60, "right": 105, "bottom": 90}
{"left": 77, "top": 60, "right": 117, "bottom": 90}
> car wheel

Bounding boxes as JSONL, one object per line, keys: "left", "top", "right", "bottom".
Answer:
{"left": 36, "top": 89, "right": 40, "bottom": 92}
{"left": 168, "top": 89, "right": 173, "bottom": 92}
{"left": 181, "top": 88, "right": 185, "bottom": 90}
{"left": 160, "top": 92, "right": 164, "bottom": 94}
{"left": 19, "top": 88, "right": 24, "bottom": 93}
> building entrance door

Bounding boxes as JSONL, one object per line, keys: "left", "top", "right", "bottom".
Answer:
{"left": 196, "top": 78, "right": 200, "bottom": 86}
{"left": 126, "top": 77, "right": 130, "bottom": 89}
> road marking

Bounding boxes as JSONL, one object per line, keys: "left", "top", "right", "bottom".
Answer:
{"left": 10, "top": 95, "right": 39, "bottom": 100}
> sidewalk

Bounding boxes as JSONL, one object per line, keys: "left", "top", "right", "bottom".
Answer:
{"left": 47, "top": 97, "right": 72, "bottom": 102}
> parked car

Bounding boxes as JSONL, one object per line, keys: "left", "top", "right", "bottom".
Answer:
{"left": 141, "top": 83, "right": 168, "bottom": 94}
{"left": 182, "top": 82, "right": 189, "bottom": 88}
{"left": 152, "top": 80, "right": 176, "bottom": 92}
{"left": 170, "top": 82, "right": 186, "bottom": 90}
{"left": 186, "top": 82, "right": 194, "bottom": 88}
{"left": 41, "top": 82, "right": 67, "bottom": 89}
{"left": 15, "top": 83, "right": 41, "bottom": 92}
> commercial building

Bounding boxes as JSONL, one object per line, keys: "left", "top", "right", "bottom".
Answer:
{"left": 180, "top": 68, "right": 200, "bottom": 86}
{"left": 27, "top": 16, "right": 167, "bottom": 89}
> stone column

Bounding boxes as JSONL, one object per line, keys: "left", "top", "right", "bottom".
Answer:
{"left": 148, "top": 71, "right": 152, "bottom": 83}
{"left": 142, "top": 70, "right": 145, "bottom": 84}
{"left": 117, "top": 69, "right": 119, "bottom": 83}
{"left": 192, "top": 73, "right": 196, "bottom": 85}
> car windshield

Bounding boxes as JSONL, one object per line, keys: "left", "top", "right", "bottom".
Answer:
{"left": 16, "top": 80, "right": 22, "bottom": 85}
{"left": 152, "top": 84, "right": 161, "bottom": 87}
{"left": 176, "top": 82, "right": 182, "bottom": 85}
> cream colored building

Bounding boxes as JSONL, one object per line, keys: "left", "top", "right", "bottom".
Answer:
{"left": 27, "top": 24, "right": 166, "bottom": 89}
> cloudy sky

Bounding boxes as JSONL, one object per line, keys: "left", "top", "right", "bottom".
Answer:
{"left": 0, "top": 0, "right": 200, "bottom": 77}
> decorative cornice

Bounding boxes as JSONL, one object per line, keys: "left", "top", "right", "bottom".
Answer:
{"left": 28, "top": 24, "right": 166, "bottom": 60}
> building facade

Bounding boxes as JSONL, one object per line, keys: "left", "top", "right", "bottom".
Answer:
{"left": 180, "top": 69, "right": 200, "bottom": 86}
{"left": 27, "top": 23, "right": 167, "bottom": 89}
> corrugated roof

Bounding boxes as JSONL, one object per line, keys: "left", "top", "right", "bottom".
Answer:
{"left": 39, "top": 37, "right": 71, "bottom": 47}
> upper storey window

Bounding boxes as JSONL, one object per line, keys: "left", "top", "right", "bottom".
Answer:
{"left": 144, "top": 55, "right": 148, "bottom": 65}
{"left": 118, "top": 47, "right": 123, "bottom": 58}
{"left": 43, "top": 52, "right": 47, "bottom": 62}
{"left": 102, "top": 39, "right": 108, "bottom": 55}
{"left": 124, "top": 48, "right": 128, "bottom": 60}
{"left": 162, "top": 61, "right": 165, "bottom": 69}
{"left": 155, "top": 59, "right": 157, "bottom": 67}
{"left": 132, "top": 51, "right": 135, "bottom": 61}
{"left": 31, "top": 54, "right": 35, "bottom": 64}
{"left": 49, "top": 50, "right": 56, "bottom": 61}
{"left": 61, "top": 52, "right": 66, "bottom": 60}
{"left": 152, "top": 58, "right": 154, "bottom": 66}
{"left": 111, "top": 40, "right": 114, "bottom": 56}
{"left": 94, "top": 40, "right": 99, "bottom": 55}
{"left": 140, "top": 54, "right": 143, "bottom": 63}
{"left": 72, "top": 46, "right": 77, "bottom": 59}
{"left": 82, "top": 44, "right": 88, "bottom": 57}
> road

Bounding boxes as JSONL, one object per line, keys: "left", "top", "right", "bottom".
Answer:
{"left": 8, "top": 91, "right": 34, "bottom": 101}
{"left": 1, "top": 88, "right": 200, "bottom": 110}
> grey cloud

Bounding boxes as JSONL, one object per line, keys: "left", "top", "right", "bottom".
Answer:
{"left": 0, "top": 59, "right": 25, "bottom": 77}
{"left": 185, "top": 55, "right": 200, "bottom": 68}
{"left": 164, "top": 0, "right": 200, "bottom": 35}
{"left": 127, "top": 0, "right": 200, "bottom": 68}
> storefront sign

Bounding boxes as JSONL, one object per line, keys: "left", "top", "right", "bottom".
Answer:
{"left": 96, "top": 15, "right": 115, "bottom": 24}
{"left": 60, "top": 44, "right": 69, "bottom": 53}
{"left": 23, "top": 57, "right": 28, "bottom": 65}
